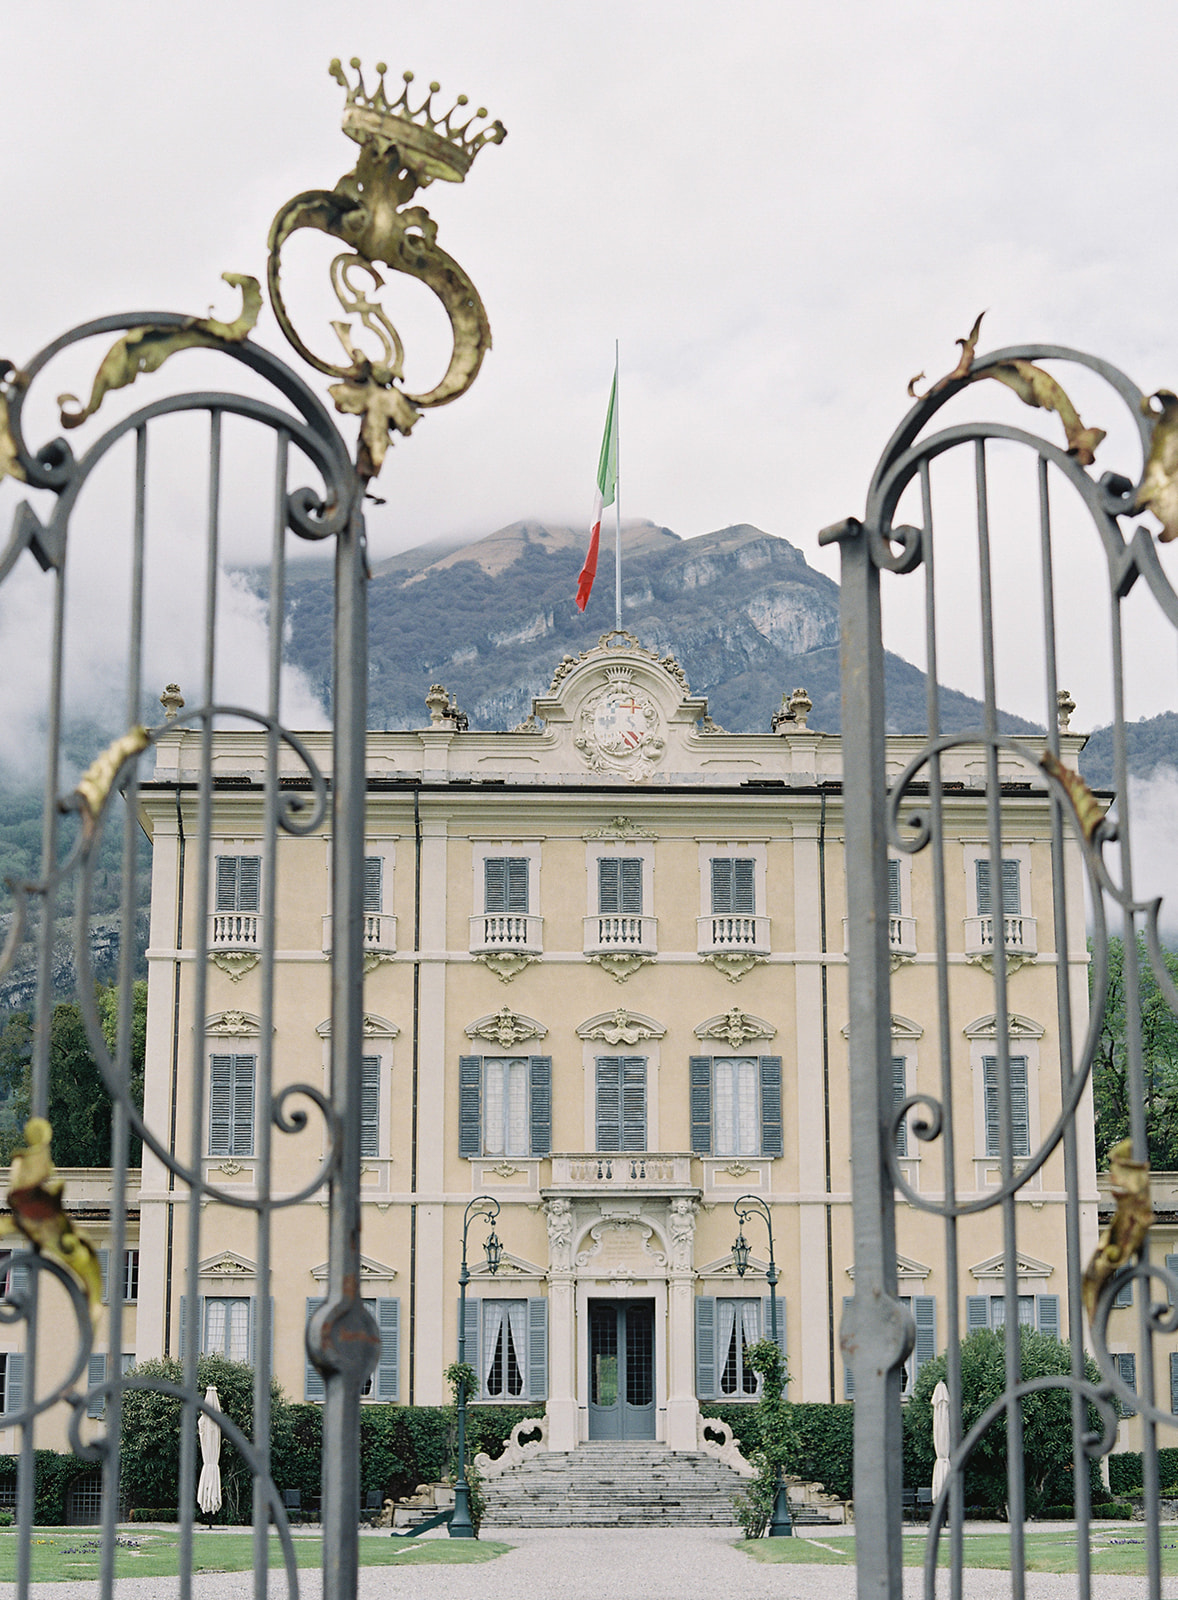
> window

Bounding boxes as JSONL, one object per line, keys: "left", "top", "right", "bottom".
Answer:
{"left": 215, "top": 855, "right": 260, "bottom": 913}
{"left": 0, "top": 1352, "right": 24, "bottom": 1418}
{"left": 305, "top": 1296, "right": 399, "bottom": 1401}
{"left": 484, "top": 857, "right": 529, "bottom": 914}
{"left": 844, "top": 1295, "right": 935, "bottom": 1398}
{"left": 596, "top": 1056, "right": 647, "bottom": 1151}
{"left": 690, "top": 1056, "right": 782, "bottom": 1158}
{"left": 888, "top": 859, "right": 902, "bottom": 917}
{"left": 711, "top": 858, "right": 755, "bottom": 915}
{"left": 460, "top": 1297, "right": 548, "bottom": 1401}
{"left": 695, "top": 1296, "right": 786, "bottom": 1400}
{"left": 0, "top": 1252, "right": 30, "bottom": 1299}
{"left": 203, "top": 1297, "right": 251, "bottom": 1361}
{"left": 983, "top": 1056, "right": 1029, "bottom": 1158}
{"left": 976, "top": 858, "right": 1021, "bottom": 917}
{"left": 209, "top": 1054, "right": 255, "bottom": 1157}
{"left": 598, "top": 858, "right": 642, "bottom": 915}
{"left": 458, "top": 1055, "right": 552, "bottom": 1157}
{"left": 966, "top": 1293, "right": 1059, "bottom": 1336}
{"left": 124, "top": 1249, "right": 139, "bottom": 1303}
{"left": 360, "top": 1056, "right": 380, "bottom": 1159}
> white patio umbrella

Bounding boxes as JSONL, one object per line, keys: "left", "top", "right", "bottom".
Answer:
{"left": 197, "top": 1386, "right": 223, "bottom": 1518}
{"left": 931, "top": 1380, "right": 952, "bottom": 1500}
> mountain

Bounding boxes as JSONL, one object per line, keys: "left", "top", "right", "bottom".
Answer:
{"left": 281, "top": 519, "right": 1040, "bottom": 737}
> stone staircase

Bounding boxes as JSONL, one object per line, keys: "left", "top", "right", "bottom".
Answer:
{"left": 480, "top": 1441, "right": 749, "bottom": 1528}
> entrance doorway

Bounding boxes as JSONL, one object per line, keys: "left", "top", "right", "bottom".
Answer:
{"left": 587, "top": 1299, "right": 656, "bottom": 1439}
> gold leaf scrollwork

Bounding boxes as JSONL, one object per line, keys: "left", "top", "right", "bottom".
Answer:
{"left": 73, "top": 726, "right": 151, "bottom": 836}
{"left": 57, "top": 274, "right": 262, "bottom": 430}
{"left": 1082, "top": 1139, "right": 1151, "bottom": 1324}
{"left": 0, "top": 1119, "right": 104, "bottom": 1320}
{"left": 1135, "top": 390, "right": 1178, "bottom": 543}
{"left": 266, "top": 60, "right": 505, "bottom": 479}
{"left": 1039, "top": 749, "right": 1104, "bottom": 842}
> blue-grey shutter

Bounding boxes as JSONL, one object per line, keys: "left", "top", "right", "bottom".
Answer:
{"left": 87, "top": 1352, "right": 106, "bottom": 1419}
{"left": 232, "top": 1056, "right": 255, "bottom": 1158}
{"left": 710, "top": 858, "right": 733, "bottom": 914}
{"left": 209, "top": 1056, "right": 233, "bottom": 1155}
{"left": 4, "top": 1354, "right": 24, "bottom": 1416}
{"left": 98, "top": 1249, "right": 110, "bottom": 1304}
{"left": 621, "top": 858, "right": 642, "bottom": 914}
{"left": 215, "top": 856, "right": 237, "bottom": 911}
{"left": 695, "top": 1296, "right": 716, "bottom": 1400}
{"left": 1114, "top": 1276, "right": 1133, "bottom": 1309}
{"left": 376, "top": 1299, "right": 400, "bottom": 1400}
{"left": 305, "top": 1297, "right": 326, "bottom": 1400}
{"left": 1036, "top": 1294, "right": 1060, "bottom": 1339}
{"left": 1170, "top": 1352, "right": 1178, "bottom": 1413}
{"left": 529, "top": 1057, "right": 551, "bottom": 1156}
{"left": 1010, "top": 1057, "right": 1029, "bottom": 1158}
{"left": 690, "top": 1057, "right": 713, "bottom": 1155}
{"left": 732, "top": 859, "right": 755, "bottom": 913}
{"left": 458, "top": 1057, "right": 482, "bottom": 1157}
{"left": 596, "top": 1057, "right": 621, "bottom": 1151}
{"left": 892, "top": 1058, "right": 908, "bottom": 1157}
{"left": 460, "top": 1298, "right": 482, "bottom": 1396}
{"left": 484, "top": 858, "right": 507, "bottom": 912}
{"left": 237, "top": 856, "right": 261, "bottom": 912}
{"left": 506, "top": 858, "right": 528, "bottom": 913}
{"left": 913, "top": 1296, "right": 936, "bottom": 1380}
{"left": 360, "top": 1056, "right": 380, "bottom": 1159}
{"left": 759, "top": 1056, "right": 783, "bottom": 1158}
{"left": 178, "top": 1294, "right": 205, "bottom": 1357}
{"left": 966, "top": 1296, "right": 989, "bottom": 1334}
{"left": 8, "top": 1254, "right": 30, "bottom": 1297}
{"left": 762, "top": 1297, "right": 788, "bottom": 1371}
{"left": 1167, "top": 1254, "right": 1178, "bottom": 1309}
{"left": 982, "top": 1058, "right": 1000, "bottom": 1158}
{"left": 1116, "top": 1352, "right": 1137, "bottom": 1415}
{"left": 887, "top": 859, "right": 901, "bottom": 916}
{"left": 598, "top": 858, "right": 620, "bottom": 914}
{"left": 622, "top": 1056, "right": 647, "bottom": 1151}
{"left": 364, "top": 856, "right": 383, "bottom": 914}
{"left": 527, "top": 1297, "right": 548, "bottom": 1400}
{"left": 842, "top": 1296, "right": 855, "bottom": 1397}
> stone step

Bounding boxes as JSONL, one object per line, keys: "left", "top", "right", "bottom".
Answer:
{"left": 479, "top": 1445, "right": 752, "bottom": 1528}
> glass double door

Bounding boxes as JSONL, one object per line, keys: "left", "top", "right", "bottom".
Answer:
{"left": 587, "top": 1298, "right": 656, "bottom": 1439}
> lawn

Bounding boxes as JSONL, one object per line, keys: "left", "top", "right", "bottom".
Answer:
{"left": 0, "top": 1530, "right": 513, "bottom": 1582}
{"left": 737, "top": 1529, "right": 1177, "bottom": 1578}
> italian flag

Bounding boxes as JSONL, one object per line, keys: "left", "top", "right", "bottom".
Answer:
{"left": 576, "top": 366, "right": 619, "bottom": 611}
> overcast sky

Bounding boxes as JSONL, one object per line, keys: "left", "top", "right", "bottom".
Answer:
{"left": 5, "top": 1, "right": 1178, "bottom": 735}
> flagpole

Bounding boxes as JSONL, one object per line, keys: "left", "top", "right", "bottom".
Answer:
{"left": 613, "top": 341, "right": 621, "bottom": 632}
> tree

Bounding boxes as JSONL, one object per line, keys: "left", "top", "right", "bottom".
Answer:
{"left": 120, "top": 1355, "right": 290, "bottom": 1522}
{"left": 732, "top": 1338, "right": 801, "bottom": 1538}
{"left": 906, "top": 1327, "right": 1102, "bottom": 1517}
{"left": 1091, "top": 935, "right": 1178, "bottom": 1168}
{"left": 0, "top": 981, "right": 146, "bottom": 1166}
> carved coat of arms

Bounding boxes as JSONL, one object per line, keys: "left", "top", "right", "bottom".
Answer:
{"left": 574, "top": 669, "right": 664, "bottom": 780}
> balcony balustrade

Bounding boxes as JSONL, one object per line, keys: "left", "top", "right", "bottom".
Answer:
{"left": 697, "top": 913, "right": 770, "bottom": 956}
{"left": 469, "top": 912, "right": 544, "bottom": 954}
{"left": 547, "top": 1152, "right": 695, "bottom": 1191}
{"left": 209, "top": 911, "right": 262, "bottom": 950}
{"left": 321, "top": 913, "right": 397, "bottom": 954}
{"left": 964, "top": 913, "right": 1037, "bottom": 959}
{"left": 583, "top": 913, "right": 658, "bottom": 955}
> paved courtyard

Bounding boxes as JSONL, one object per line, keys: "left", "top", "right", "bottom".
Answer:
{"left": 0, "top": 1526, "right": 1172, "bottom": 1600}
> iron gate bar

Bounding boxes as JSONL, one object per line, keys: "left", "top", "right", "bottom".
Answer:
{"left": 826, "top": 336, "right": 1178, "bottom": 1599}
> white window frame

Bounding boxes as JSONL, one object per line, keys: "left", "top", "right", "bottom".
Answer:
{"left": 202, "top": 1296, "right": 252, "bottom": 1361}
{"left": 711, "top": 1055, "right": 762, "bottom": 1159}
{"left": 480, "top": 1056, "right": 534, "bottom": 1158}
{"left": 208, "top": 1053, "right": 256, "bottom": 1158}
{"left": 699, "top": 844, "right": 767, "bottom": 918}
{"left": 317, "top": 1017, "right": 397, "bottom": 1171}
{"left": 966, "top": 1014, "right": 1044, "bottom": 1184}
{"left": 473, "top": 840, "right": 543, "bottom": 916}
{"left": 585, "top": 841, "right": 654, "bottom": 916}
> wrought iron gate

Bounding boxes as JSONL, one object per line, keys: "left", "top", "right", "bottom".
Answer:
{"left": 831, "top": 330, "right": 1178, "bottom": 1597}
{"left": 0, "top": 59, "right": 501, "bottom": 1600}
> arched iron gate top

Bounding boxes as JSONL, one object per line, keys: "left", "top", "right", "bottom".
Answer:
{"left": 828, "top": 326, "right": 1178, "bottom": 1599}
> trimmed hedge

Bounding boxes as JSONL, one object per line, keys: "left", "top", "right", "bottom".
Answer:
{"left": 1108, "top": 1449, "right": 1178, "bottom": 1494}
{"left": 127, "top": 1509, "right": 179, "bottom": 1523}
{"left": 700, "top": 1401, "right": 855, "bottom": 1502}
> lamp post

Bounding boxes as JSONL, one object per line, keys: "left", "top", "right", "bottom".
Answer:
{"left": 451, "top": 1195, "right": 502, "bottom": 1538}
{"left": 732, "top": 1194, "right": 792, "bottom": 1537}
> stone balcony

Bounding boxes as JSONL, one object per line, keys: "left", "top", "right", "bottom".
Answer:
{"left": 321, "top": 912, "right": 397, "bottom": 954}
{"left": 843, "top": 914, "right": 917, "bottom": 956}
{"left": 209, "top": 910, "right": 262, "bottom": 951}
{"left": 964, "top": 914, "right": 1037, "bottom": 960}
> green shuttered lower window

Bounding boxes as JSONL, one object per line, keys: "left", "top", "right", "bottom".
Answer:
{"left": 689, "top": 1056, "right": 783, "bottom": 1158}
{"left": 458, "top": 1056, "right": 552, "bottom": 1157}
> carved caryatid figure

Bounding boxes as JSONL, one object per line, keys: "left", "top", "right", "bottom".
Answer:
{"left": 545, "top": 1197, "right": 574, "bottom": 1270}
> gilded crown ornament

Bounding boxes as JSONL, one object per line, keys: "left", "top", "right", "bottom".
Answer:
{"left": 267, "top": 58, "right": 506, "bottom": 478}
